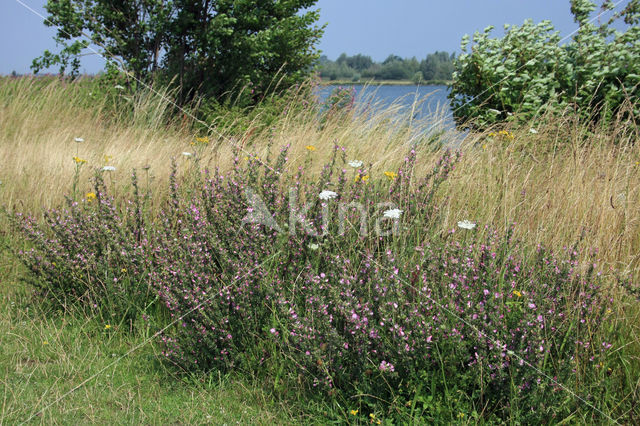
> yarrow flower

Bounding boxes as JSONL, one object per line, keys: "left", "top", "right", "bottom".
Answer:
{"left": 182, "top": 152, "right": 193, "bottom": 157}
{"left": 318, "top": 190, "right": 338, "bottom": 200}
{"left": 102, "top": 166, "right": 116, "bottom": 172}
{"left": 348, "top": 160, "right": 363, "bottom": 168}
{"left": 114, "top": 84, "right": 125, "bottom": 90}
{"left": 383, "top": 208, "right": 403, "bottom": 219}
{"left": 384, "top": 171, "right": 397, "bottom": 180}
{"left": 457, "top": 220, "right": 476, "bottom": 230}
{"left": 74, "top": 137, "right": 84, "bottom": 143}
{"left": 305, "top": 145, "right": 316, "bottom": 151}
{"left": 308, "top": 243, "right": 319, "bottom": 251}
{"left": 529, "top": 128, "right": 539, "bottom": 134}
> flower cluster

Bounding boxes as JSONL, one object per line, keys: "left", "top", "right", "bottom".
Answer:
{"left": 12, "top": 143, "right": 613, "bottom": 422}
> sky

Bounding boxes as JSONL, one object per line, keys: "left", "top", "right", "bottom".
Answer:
{"left": 0, "top": 0, "right": 632, "bottom": 75}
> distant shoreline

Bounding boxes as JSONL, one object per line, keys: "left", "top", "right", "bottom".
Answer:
{"left": 318, "top": 79, "right": 452, "bottom": 86}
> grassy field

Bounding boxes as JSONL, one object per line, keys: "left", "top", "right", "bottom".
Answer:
{"left": 2, "top": 76, "right": 638, "bottom": 279}
{"left": 1, "top": 75, "right": 639, "bottom": 423}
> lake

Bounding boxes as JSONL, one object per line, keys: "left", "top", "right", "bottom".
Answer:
{"left": 315, "top": 84, "right": 453, "bottom": 124}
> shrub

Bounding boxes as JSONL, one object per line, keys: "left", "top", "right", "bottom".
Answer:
{"left": 449, "top": 0, "right": 640, "bottom": 128}
{"left": 11, "top": 144, "right": 616, "bottom": 422}
{"left": 11, "top": 171, "right": 156, "bottom": 323}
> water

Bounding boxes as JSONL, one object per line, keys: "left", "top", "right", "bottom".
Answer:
{"left": 314, "top": 84, "right": 461, "bottom": 147}
{"left": 315, "top": 84, "right": 452, "bottom": 124}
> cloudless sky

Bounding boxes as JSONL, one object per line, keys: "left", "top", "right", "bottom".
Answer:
{"left": 0, "top": 0, "right": 632, "bottom": 75}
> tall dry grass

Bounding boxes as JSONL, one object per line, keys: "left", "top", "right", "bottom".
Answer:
{"left": 1, "top": 76, "right": 638, "bottom": 279}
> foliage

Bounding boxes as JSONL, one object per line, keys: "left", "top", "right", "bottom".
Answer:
{"left": 317, "top": 51, "right": 455, "bottom": 82}
{"left": 9, "top": 142, "right": 620, "bottom": 422}
{"left": 11, "top": 171, "right": 156, "bottom": 323}
{"left": 33, "top": 0, "right": 324, "bottom": 106}
{"left": 448, "top": 0, "right": 640, "bottom": 128}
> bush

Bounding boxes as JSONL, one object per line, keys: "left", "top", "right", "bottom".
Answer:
{"left": 449, "top": 0, "right": 640, "bottom": 128}
{"left": 11, "top": 144, "right": 616, "bottom": 422}
{"left": 11, "top": 171, "right": 156, "bottom": 324}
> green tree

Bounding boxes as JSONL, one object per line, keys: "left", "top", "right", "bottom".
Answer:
{"left": 33, "top": 0, "right": 324, "bottom": 105}
{"left": 448, "top": 0, "right": 640, "bottom": 127}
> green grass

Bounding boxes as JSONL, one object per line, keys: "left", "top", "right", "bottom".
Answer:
{"left": 2, "top": 75, "right": 640, "bottom": 424}
{"left": 0, "top": 258, "right": 298, "bottom": 424}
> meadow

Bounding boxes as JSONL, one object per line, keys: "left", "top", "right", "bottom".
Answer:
{"left": 1, "top": 75, "right": 639, "bottom": 424}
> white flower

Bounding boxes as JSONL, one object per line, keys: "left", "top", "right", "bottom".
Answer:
{"left": 529, "top": 128, "right": 538, "bottom": 134}
{"left": 348, "top": 160, "right": 363, "bottom": 168}
{"left": 182, "top": 152, "right": 193, "bottom": 157}
{"left": 114, "top": 84, "right": 125, "bottom": 90}
{"left": 383, "top": 208, "right": 403, "bottom": 219}
{"left": 319, "top": 190, "right": 338, "bottom": 200}
{"left": 102, "top": 166, "right": 116, "bottom": 172}
{"left": 488, "top": 108, "right": 501, "bottom": 114}
{"left": 74, "top": 137, "right": 84, "bottom": 143}
{"left": 308, "top": 243, "right": 319, "bottom": 251}
{"left": 457, "top": 220, "right": 476, "bottom": 230}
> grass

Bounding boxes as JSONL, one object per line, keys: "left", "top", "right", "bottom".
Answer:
{"left": 1, "top": 74, "right": 640, "bottom": 423}
{"left": 1, "top": 76, "right": 638, "bottom": 279}
{"left": 0, "top": 233, "right": 298, "bottom": 425}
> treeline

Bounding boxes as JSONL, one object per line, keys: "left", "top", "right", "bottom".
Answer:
{"left": 317, "top": 51, "right": 455, "bottom": 83}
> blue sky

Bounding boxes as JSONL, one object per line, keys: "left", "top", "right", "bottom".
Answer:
{"left": 0, "top": 0, "right": 631, "bottom": 74}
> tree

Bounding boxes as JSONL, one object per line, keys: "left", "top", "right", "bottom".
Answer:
{"left": 345, "top": 54, "right": 373, "bottom": 72}
{"left": 448, "top": 0, "right": 640, "bottom": 127}
{"left": 33, "top": 0, "right": 324, "bottom": 105}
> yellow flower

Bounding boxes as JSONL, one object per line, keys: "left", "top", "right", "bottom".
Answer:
{"left": 195, "top": 136, "right": 209, "bottom": 144}
{"left": 305, "top": 145, "right": 316, "bottom": 151}
{"left": 73, "top": 156, "right": 87, "bottom": 164}
{"left": 86, "top": 192, "right": 97, "bottom": 202}
{"left": 458, "top": 412, "right": 465, "bottom": 418}
{"left": 369, "top": 413, "right": 375, "bottom": 419}
{"left": 488, "top": 132, "right": 496, "bottom": 137}
{"left": 350, "top": 409, "right": 358, "bottom": 416}
{"left": 121, "top": 268, "right": 127, "bottom": 273}
{"left": 43, "top": 341, "right": 49, "bottom": 345}
{"left": 384, "top": 171, "right": 397, "bottom": 180}
{"left": 52, "top": 262, "right": 56, "bottom": 267}
{"left": 104, "top": 324, "right": 111, "bottom": 330}
{"left": 513, "top": 290, "right": 522, "bottom": 298}
{"left": 482, "top": 144, "right": 487, "bottom": 150}
{"left": 635, "top": 161, "right": 639, "bottom": 166}
{"left": 104, "top": 155, "right": 112, "bottom": 164}
{"left": 498, "top": 130, "right": 514, "bottom": 140}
